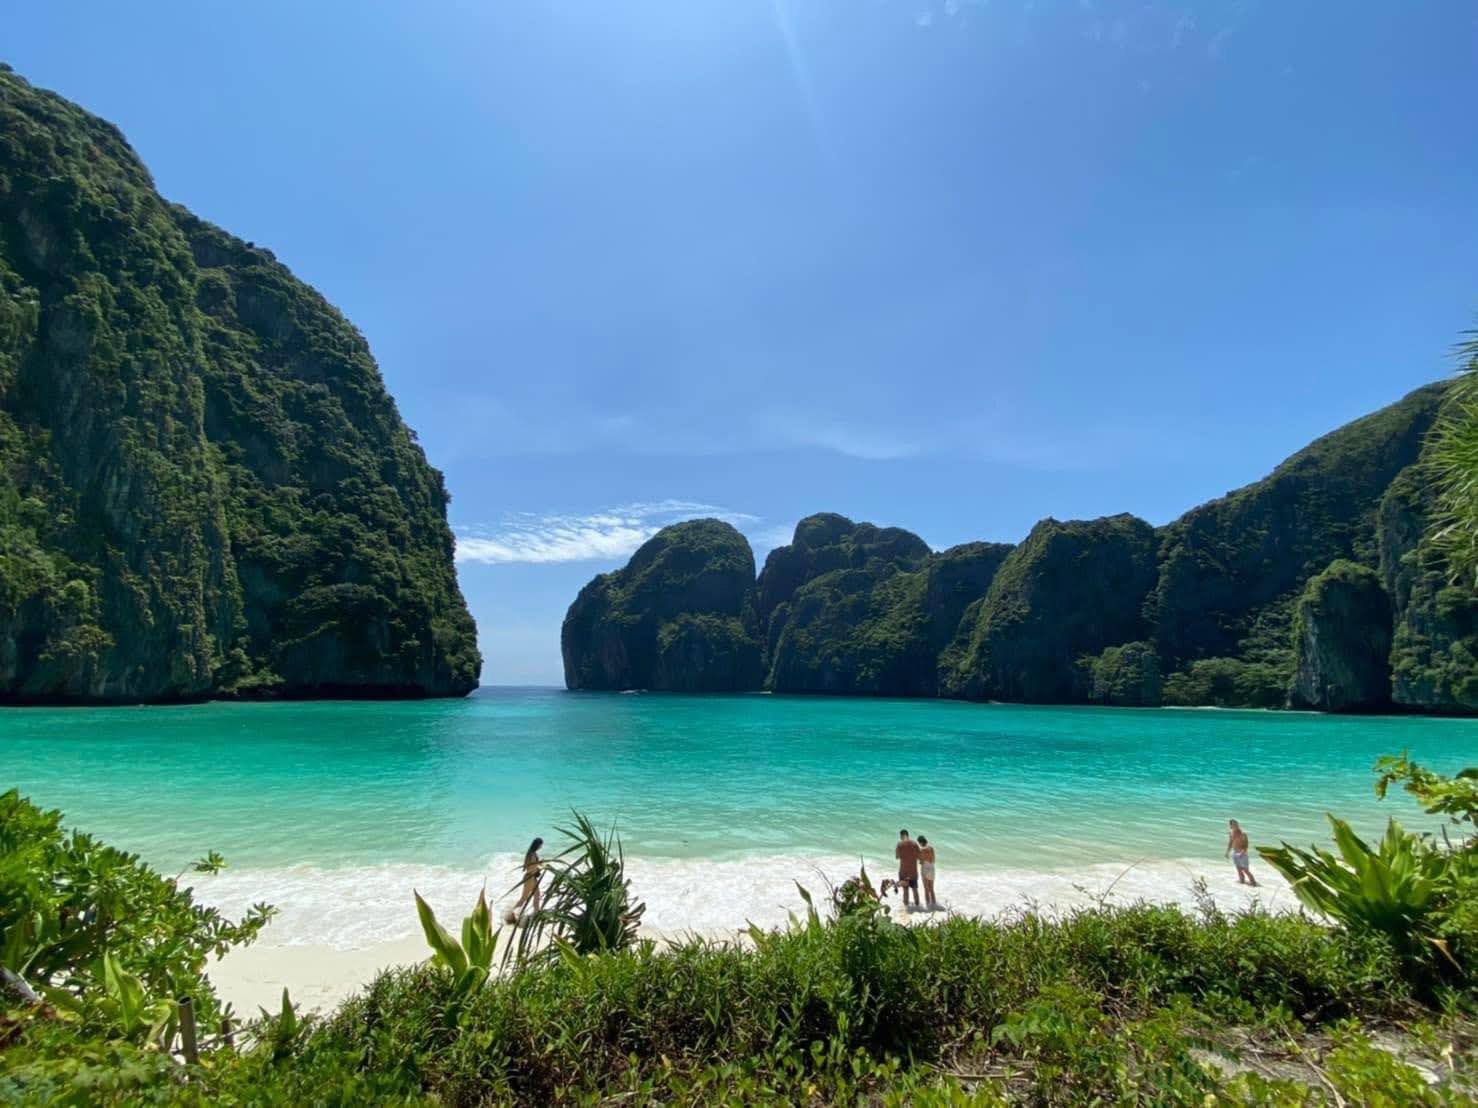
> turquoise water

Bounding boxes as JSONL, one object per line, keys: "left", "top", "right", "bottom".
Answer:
{"left": 2, "top": 694, "right": 1478, "bottom": 945}
{"left": 4, "top": 689, "right": 1476, "bottom": 942}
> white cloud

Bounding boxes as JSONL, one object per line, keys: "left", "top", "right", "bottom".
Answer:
{"left": 760, "top": 411, "right": 922, "bottom": 461}
{"left": 455, "top": 501, "right": 760, "bottom": 566}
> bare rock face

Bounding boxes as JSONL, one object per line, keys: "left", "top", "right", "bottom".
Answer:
{"left": 0, "top": 68, "right": 479, "bottom": 702}
{"left": 561, "top": 520, "right": 761, "bottom": 691}
{"left": 1289, "top": 560, "right": 1393, "bottom": 712}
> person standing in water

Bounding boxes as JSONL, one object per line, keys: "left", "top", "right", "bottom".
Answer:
{"left": 894, "top": 829, "right": 922, "bottom": 909}
{"left": 917, "top": 835, "right": 938, "bottom": 909}
{"left": 1225, "top": 820, "right": 1258, "bottom": 886}
{"left": 508, "top": 836, "right": 544, "bottom": 923}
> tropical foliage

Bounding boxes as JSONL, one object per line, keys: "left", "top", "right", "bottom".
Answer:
{"left": 1428, "top": 328, "right": 1478, "bottom": 586}
{"left": 503, "top": 812, "right": 646, "bottom": 964}
{"left": 1261, "top": 756, "right": 1478, "bottom": 979}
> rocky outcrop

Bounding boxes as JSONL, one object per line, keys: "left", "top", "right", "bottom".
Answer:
{"left": 560, "top": 387, "right": 1475, "bottom": 713}
{"left": 941, "top": 514, "right": 1158, "bottom": 702}
{"left": 0, "top": 68, "right": 479, "bottom": 702}
{"left": 756, "top": 514, "right": 931, "bottom": 653}
{"left": 761, "top": 526, "right": 1012, "bottom": 696}
{"left": 1288, "top": 560, "right": 1393, "bottom": 712}
{"left": 561, "top": 520, "right": 761, "bottom": 691}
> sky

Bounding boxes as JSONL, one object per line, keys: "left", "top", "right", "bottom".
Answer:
{"left": 7, "top": 2, "right": 1477, "bottom": 685}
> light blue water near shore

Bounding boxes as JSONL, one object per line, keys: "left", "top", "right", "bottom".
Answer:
{"left": 4, "top": 689, "right": 1476, "bottom": 943}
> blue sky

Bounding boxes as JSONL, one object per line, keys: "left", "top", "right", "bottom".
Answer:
{"left": 8, "top": 2, "right": 1477, "bottom": 685}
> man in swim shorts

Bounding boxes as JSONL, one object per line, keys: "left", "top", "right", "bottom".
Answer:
{"left": 894, "top": 828, "right": 922, "bottom": 908}
{"left": 1225, "top": 819, "right": 1258, "bottom": 886}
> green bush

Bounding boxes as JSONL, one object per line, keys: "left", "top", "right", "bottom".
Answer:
{"left": 0, "top": 789, "right": 272, "bottom": 1036}
{"left": 1262, "top": 756, "right": 1478, "bottom": 982}
{"left": 1162, "top": 656, "right": 1287, "bottom": 708}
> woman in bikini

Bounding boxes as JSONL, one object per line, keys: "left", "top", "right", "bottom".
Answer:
{"left": 918, "top": 835, "right": 938, "bottom": 909}
{"left": 507, "top": 836, "right": 544, "bottom": 923}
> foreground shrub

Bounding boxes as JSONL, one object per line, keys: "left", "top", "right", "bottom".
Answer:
{"left": 1262, "top": 755, "right": 1478, "bottom": 981}
{"left": 0, "top": 789, "right": 272, "bottom": 1044}
{"left": 279, "top": 901, "right": 1408, "bottom": 1104}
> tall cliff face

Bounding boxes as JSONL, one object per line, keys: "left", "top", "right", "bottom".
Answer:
{"left": 1151, "top": 383, "right": 1444, "bottom": 679}
{"left": 1288, "top": 560, "right": 1393, "bottom": 712}
{"left": 941, "top": 514, "right": 1158, "bottom": 702}
{"left": 561, "top": 519, "right": 761, "bottom": 691}
{"left": 0, "top": 69, "right": 479, "bottom": 702}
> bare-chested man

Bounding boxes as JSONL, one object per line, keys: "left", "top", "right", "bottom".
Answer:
{"left": 894, "top": 829, "right": 922, "bottom": 909}
{"left": 1225, "top": 819, "right": 1258, "bottom": 886}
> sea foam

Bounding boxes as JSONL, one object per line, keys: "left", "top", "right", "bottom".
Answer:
{"left": 194, "top": 852, "right": 1295, "bottom": 950}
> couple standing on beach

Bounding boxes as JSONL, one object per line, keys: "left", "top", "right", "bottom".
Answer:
{"left": 894, "top": 829, "right": 939, "bottom": 910}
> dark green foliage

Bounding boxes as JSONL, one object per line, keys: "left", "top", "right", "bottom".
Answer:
{"left": 0, "top": 789, "right": 271, "bottom": 1042}
{"left": 0, "top": 69, "right": 478, "bottom": 701}
{"left": 1426, "top": 328, "right": 1478, "bottom": 586}
{"left": 1263, "top": 757, "right": 1478, "bottom": 982}
{"left": 565, "top": 383, "right": 1473, "bottom": 711}
{"left": 1162, "top": 656, "right": 1287, "bottom": 708}
{"left": 754, "top": 512, "right": 931, "bottom": 635}
{"left": 654, "top": 612, "right": 763, "bottom": 692}
{"left": 762, "top": 530, "right": 1012, "bottom": 697}
{"left": 229, "top": 902, "right": 1411, "bottom": 1104}
{"left": 766, "top": 566, "right": 936, "bottom": 695}
{"left": 1079, "top": 640, "right": 1162, "bottom": 706}
{"left": 1289, "top": 559, "right": 1393, "bottom": 711}
{"left": 943, "top": 514, "right": 1158, "bottom": 702}
{"left": 1381, "top": 462, "right": 1478, "bottom": 712}
{"left": 561, "top": 519, "right": 760, "bottom": 691}
{"left": 1152, "top": 383, "right": 1444, "bottom": 673}
{"left": 5, "top": 791, "right": 1475, "bottom": 1103}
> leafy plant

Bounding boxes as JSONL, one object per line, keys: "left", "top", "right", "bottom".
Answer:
{"left": 1376, "top": 752, "right": 1478, "bottom": 831}
{"left": 504, "top": 812, "right": 645, "bottom": 964}
{"left": 412, "top": 887, "right": 496, "bottom": 1020}
{"left": 1427, "top": 327, "right": 1478, "bottom": 586}
{"left": 1260, "top": 816, "right": 1449, "bottom": 964}
{"left": 1261, "top": 756, "right": 1478, "bottom": 979}
{"left": 0, "top": 789, "right": 273, "bottom": 1034}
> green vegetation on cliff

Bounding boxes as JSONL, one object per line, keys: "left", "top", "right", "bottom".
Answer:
{"left": 564, "top": 383, "right": 1478, "bottom": 712}
{"left": 561, "top": 519, "right": 761, "bottom": 691}
{"left": 943, "top": 514, "right": 1157, "bottom": 702}
{"left": 0, "top": 68, "right": 478, "bottom": 701}
{"left": 1151, "top": 382, "right": 1444, "bottom": 689}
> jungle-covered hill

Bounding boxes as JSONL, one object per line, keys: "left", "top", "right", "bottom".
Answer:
{"left": 564, "top": 381, "right": 1477, "bottom": 713}
{"left": 0, "top": 66, "right": 479, "bottom": 702}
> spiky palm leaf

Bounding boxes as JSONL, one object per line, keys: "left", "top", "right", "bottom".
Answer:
{"left": 1427, "top": 328, "right": 1478, "bottom": 585}
{"left": 504, "top": 812, "right": 645, "bottom": 965}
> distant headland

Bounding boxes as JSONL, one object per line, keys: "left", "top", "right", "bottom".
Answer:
{"left": 563, "top": 381, "right": 1477, "bottom": 715}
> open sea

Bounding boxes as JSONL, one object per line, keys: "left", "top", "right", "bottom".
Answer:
{"left": 5, "top": 687, "right": 1477, "bottom": 948}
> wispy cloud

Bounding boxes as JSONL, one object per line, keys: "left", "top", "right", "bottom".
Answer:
{"left": 760, "top": 411, "right": 922, "bottom": 461}
{"left": 455, "top": 501, "right": 759, "bottom": 566}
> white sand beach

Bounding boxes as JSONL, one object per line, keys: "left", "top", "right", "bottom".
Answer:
{"left": 204, "top": 854, "right": 1294, "bottom": 1015}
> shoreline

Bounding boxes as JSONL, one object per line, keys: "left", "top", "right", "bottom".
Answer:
{"left": 203, "top": 854, "right": 1293, "bottom": 1014}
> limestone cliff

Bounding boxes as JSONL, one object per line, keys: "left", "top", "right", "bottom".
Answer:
{"left": 561, "top": 519, "right": 760, "bottom": 691}
{"left": 1288, "top": 560, "right": 1393, "bottom": 712}
{"left": 0, "top": 68, "right": 479, "bottom": 701}
{"left": 940, "top": 514, "right": 1158, "bottom": 702}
